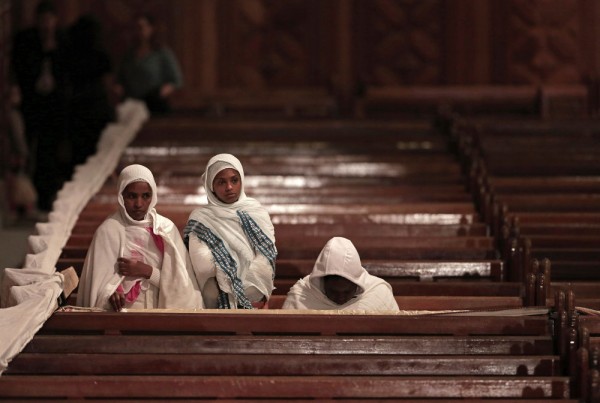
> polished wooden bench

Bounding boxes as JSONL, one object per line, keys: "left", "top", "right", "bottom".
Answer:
{"left": 95, "top": 189, "right": 474, "bottom": 205}
{"left": 61, "top": 258, "right": 519, "bottom": 308}
{"left": 133, "top": 117, "right": 433, "bottom": 142}
{"left": 267, "top": 294, "right": 522, "bottom": 310}
{"left": 35, "top": 311, "right": 550, "bottom": 335}
{"left": 71, "top": 221, "right": 489, "bottom": 237}
{"left": 0, "top": 375, "right": 572, "bottom": 400}
{"left": 5, "top": 353, "right": 557, "bottom": 376}
{"left": 59, "top": 239, "right": 495, "bottom": 262}
{"left": 78, "top": 202, "right": 479, "bottom": 216}
{"left": 204, "top": 88, "right": 337, "bottom": 118}
{"left": 551, "top": 283, "right": 600, "bottom": 310}
{"left": 18, "top": 331, "right": 555, "bottom": 355}
{"left": 277, "top": 259, "right": 504, "bottom": 280}
{"left": 74, "top": 210, "right": 480, "bottom": 227}
{"left": 360, "top": 84, "right": 586, "bottom": 119}
{"left": 0, "top": 312, "right": 571, "bottom": 400}
{"left": 490, "top": 177, "right": 600, "bottom": 194}
{"left": 136, "top": 153, "right": 465, "bottom": 176}
{"left": 10, "top": 113, "right": 581, "bottom": 400}
{"left": 498, "top": 194, "right": 600, "bottom": 213}
{"left": 62, "top": 280, "right": 524, "bottom": 303}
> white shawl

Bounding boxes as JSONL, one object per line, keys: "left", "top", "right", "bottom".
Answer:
{"left": 185, "top": 154, "right": 276, "bottom": 309}
{"left": 282, "top": 237, "right": 399, "bottom": 312}
{"left": 76, "top": 164, "right": 202, "bottom": 309}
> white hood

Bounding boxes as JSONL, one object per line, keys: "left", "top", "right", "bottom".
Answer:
{"left": 283, "top": 237, "right": 399, "bottom": 312}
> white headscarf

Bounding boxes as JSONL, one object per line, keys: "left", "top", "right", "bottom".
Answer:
{"left": 196, "top": 153, "right": 274, "bottom": 235}
{"left": 186, "top": 154, "right": 276, "bottom": 308}
{"left": 117, "top": 164, "right": 158, "bottom": 226}
{"left": 283, "top": 237, "right": 399, "bottom": 312}
{"left": 203, "top": 154, "right": 254, "bottom": 209}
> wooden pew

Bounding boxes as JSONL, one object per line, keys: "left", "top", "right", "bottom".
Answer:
{"left": 35, "top": 311, "right": 553, "bottom": 337}
{"left": 553, "top": 289, "right": 600, "bottom": 402}
{"left": 131, "top": 117, "right": 434, "bottom": 142}
{"left": 0, "top": 375, "right": 572, "bottom": 400}
{"left": 56, "top": 121, "right": 509, "bottom": 310}
{"left": 277, "top": 259, "right": 504, "bottom": 280}
{"left": 551, "top": 283, "right": 600, "bottom": 310}
{"left": 61, "top": 258, "right": 521, "bottom": 310}
{"left": 78, "top": 202, "right": 479, "bottom": 216}
{"left": 6, "top": 353, "right": 558, "bottom": 376}
{"left": 63, "top": 234, "right": 495, "bottom": 256}
{"left": 57, "top": 257, "right": 504, "bottom": 279}
{"left": 267, "top": 294, "right": 522, "bottom": 310}
{"left": 60, "top": 242, "right": 494, "bottom": 261}
{"left": 19, "top": 333, "right": 555, "bottom": 356}
{"left": 0, "top": 312, "right": 572, "bottom": 400}
{"left": 75, "top": 210, "right": 480, "bottom": 226}
{"left": 490, "top": 177, "right": 600, "bottom": 194}
{"left": 8, "top": 113, "right": 582, "bottom": 400}
{"left": 452, "top": 118, "right": 600, "bottom": 314}
{"left": 71, "top": 221, "right": 489, "bottom": 237}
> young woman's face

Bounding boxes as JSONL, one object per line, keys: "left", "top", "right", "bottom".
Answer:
{"left": 122, "top": 181, "right": 152, "bottom": 220}
{"left": 212, "top": 168, "right": 241, "bottom": 204}
{"left": 323, "top": 276, "right": 358, "bottom": 305}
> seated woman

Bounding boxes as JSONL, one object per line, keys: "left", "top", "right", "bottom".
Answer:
{"left": 283, "top": 237, "right": 399, "bottom": 312}
{"left": 184, "top": 153, "right": 277, "bottom": 309}
{"left": 77, "top": 164, "right": 203, "bottom": 311}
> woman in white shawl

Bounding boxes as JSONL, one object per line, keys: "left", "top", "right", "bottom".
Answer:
{"left": 283, "top": 237, "right": 399, "bottom": 312}
{"left": 184, "top": 153, "right": 277, "bottom": 309}
{"left": 76, "top": 164, "right": 203, "bottom": 311}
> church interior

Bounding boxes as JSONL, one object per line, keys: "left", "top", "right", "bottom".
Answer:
{"left": 1, "top": 0, "right": 600, "bottom": 400}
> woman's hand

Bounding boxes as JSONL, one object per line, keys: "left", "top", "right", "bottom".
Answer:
{"left": 251, "top": 296, "right": 269, "bottom": 309}
{"left": 117, "top": 257, "right": 152, "bottom": 278}
{"left": 110, "top": 290, "right": 126, "bottom": 311}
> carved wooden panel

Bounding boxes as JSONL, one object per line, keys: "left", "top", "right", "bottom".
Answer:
{"left": 504, "top": 0, "right": 580, "bottom": 84}
{"left": 217, "top": 0, "right": 329, "bottom": 89}
{"left": 355, "top": 0, "right": 445, "bottom": 86}
{"left": 7, "top": 0, "right": 599, "bottom": 112}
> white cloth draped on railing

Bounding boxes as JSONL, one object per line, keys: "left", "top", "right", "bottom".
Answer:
{"left": 0, "top": 100, "right": 149, "bottom": 375}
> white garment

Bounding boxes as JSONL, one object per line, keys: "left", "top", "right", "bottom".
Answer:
{"left": 76, "top": 164, "right": 203, "bottom": 310}
{"left": 187, "top": 154, "right": 275, "bottom": 308}
{"left": 282, "top": 237, "right": 399, "bottom": 312}
{"left": 0, "top": 269, "right": 64, "bottom": 375}
{"left": 121, "top": 225, "right": 162, "bottom": 309}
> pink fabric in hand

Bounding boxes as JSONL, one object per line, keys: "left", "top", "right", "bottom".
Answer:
{"left": 116, "top": 281, "right": 142, "bottom": 303}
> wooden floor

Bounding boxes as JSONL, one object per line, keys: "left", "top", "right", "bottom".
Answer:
{"left": 2, "top": 115, "right": 599, "bottom": 401}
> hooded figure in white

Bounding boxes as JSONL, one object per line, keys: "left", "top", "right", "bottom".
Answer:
{"left": 76, "top": 164, "right": 203, "bottom": 310}
{"left": 184, "top": 153, "right": 277, "bottom": 309}
{"left": 283, "top": 237, "right": 399, "bottom": 312}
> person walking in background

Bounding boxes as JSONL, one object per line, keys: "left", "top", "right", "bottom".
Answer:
{"left": 66, "top": 14, "right": 115, "bottom": 170}
{"left": 2, "top": 86, "right": 38, "bottom": 223}
{"left": 113, "top": 13, "right": 183, "bottom": 115}
{"left": 10, "top": 0, "right": 69, "bottom": 213}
